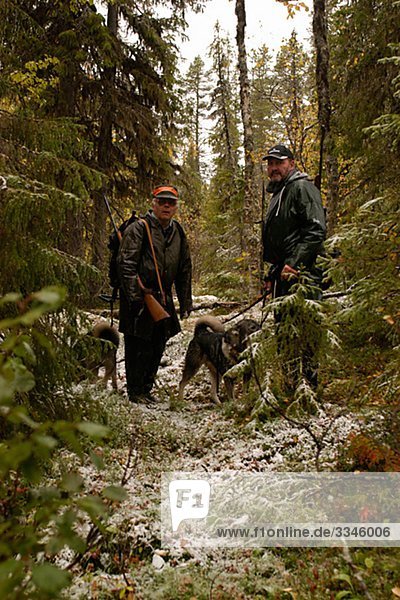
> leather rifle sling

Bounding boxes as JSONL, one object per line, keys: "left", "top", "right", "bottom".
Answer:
{"left": 139, "top": 218, "right": 167, "bottom": 307}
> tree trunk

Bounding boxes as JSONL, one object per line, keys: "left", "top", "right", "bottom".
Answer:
{"left": 92, "top": 3, "right": 118, "bottom": 275}
{"left": 215, "top": 46, "right": 236, "bottom": 177}
{"left": 54, "top": 29, "right": 84, "bottom": 259}
{"left": 313, "top": 0, "right": 339, "bottom": 233}
{"left": 194, "top": 77, "right": 201, "bottom": 175}
{"left": 235, "top": 0, "right": 256, "bottom": 291}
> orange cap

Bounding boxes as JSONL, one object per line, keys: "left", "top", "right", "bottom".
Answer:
{"left": 152, "top": 185, "right": 178, "bottom": 200}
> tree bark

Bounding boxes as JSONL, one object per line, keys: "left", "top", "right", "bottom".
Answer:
{"left": 313, "top": 0, "right": 339, "bottom": 233}
{"left": 214, "top": 42, "right": 236, "bottom": 176}
{"left": 194, "top": 72, "right": 201, "bottom": 175}
{"left": 235, "top": 0, "right": 257, "bottom": 291}
{"left": 92, "top": 3, "right": 118, "bottom": 275}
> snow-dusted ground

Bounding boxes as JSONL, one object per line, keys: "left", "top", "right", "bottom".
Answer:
{"left": 64, "top": 297, "right": 381, "bottom": 599}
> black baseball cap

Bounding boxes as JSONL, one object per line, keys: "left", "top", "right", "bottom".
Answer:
{"left": 262, "top": 144, "right": 294, "bottom": 161}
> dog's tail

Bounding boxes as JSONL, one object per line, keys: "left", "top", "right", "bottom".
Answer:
{"left": 194, "top": 316, "right": 224, "bottom": 335}
{"left": 92, "top": 322, "right": 120, "bottom": 347}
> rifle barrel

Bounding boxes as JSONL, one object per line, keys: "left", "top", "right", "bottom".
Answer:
{"left": 103, "top": 193, "right": 122, "bottom": 241}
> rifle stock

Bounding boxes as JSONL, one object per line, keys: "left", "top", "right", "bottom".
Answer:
{"left": 138, "top": 276, "right": 170, "bottom": 322}
{"left": 143, "top": 293, "right": 170, "bottom": 322}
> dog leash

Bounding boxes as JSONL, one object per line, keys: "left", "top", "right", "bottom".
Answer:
{"left": 222, "top": 293, "right": 267, "bottom": 325}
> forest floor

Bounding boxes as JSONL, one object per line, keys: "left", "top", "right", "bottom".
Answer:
{"left": 62, "top": 298, "right": 400, "bottom": 600}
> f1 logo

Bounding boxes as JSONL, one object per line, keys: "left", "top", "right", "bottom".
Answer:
{"left": 169, "top": 480, "right": 211, "bottom": 531}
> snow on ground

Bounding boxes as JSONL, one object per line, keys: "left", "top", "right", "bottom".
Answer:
{"left": 64, "top": 298, "right": 378, "bottom": 598}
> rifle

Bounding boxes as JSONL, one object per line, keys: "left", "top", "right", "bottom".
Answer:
{"left": 102, "top": 193, "right": 169, "bottom": 323}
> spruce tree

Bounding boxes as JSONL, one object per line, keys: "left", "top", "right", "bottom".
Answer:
{"left": 200, "top": 24, "right": 243, "bottom": 298}
{"left": 0, "top": 0, "right": 206, "bottom": 405}
{"left": 271, "top": 31, "right": 319, "bottom": 174}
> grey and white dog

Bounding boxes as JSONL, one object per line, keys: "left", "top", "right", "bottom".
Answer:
{"left": 178, "top": 316, "right": 260, "bottom": 403}
{"left": 83, "top": 322, "right": 120, "bottom": 391}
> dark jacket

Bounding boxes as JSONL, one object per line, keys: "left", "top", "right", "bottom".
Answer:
{"left": 117, "top": 211, "right": 192, "bottom": 339}
{"left": 263, "top": 170, "right": 326, "bottom": 277}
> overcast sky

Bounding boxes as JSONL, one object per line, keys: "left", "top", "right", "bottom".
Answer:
{"left": 179, "top": 0, "right": 313, "bottom": 66}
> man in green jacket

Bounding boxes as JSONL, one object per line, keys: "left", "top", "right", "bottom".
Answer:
{"left": 117, "top": 185, "right": 192, "bottom": 403}
{"left": 262, "top": 144, "right": 326, "bottom": 388}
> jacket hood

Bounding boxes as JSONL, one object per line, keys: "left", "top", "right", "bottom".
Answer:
{"left": 286, "top": 169, "right": 309, "bottom": 184}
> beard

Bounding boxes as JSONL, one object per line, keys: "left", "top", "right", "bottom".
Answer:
{"left": 267, "top": 179, "right": 286, "bottom": 194}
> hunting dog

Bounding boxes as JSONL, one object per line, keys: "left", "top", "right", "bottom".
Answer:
{"left": 82, "top": 322, "right": 120, "bottom": 391}
{"left": 178, "top": 316, "right": 260, "bottom": 403}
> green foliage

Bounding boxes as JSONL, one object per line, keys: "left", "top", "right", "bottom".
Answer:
{"left": 328, "top": 195, "right": 398, "bottom": 341}
{"left": 178, "top": 56, "right": 209, "bottom": 179}
{"left": 330, "top": 0, "right": 400, "bottom": 159}
{"left": 194, "top": 25, "right": 246, "bottom": 297}
{"left": 0, "top": 108, "right": 102, "bottom": 303}
{"left": 198, "top": 186, "right": 246, "bottom": 299}
{"left": 0, "top": 288, "right": 129, "bottom": 599}
{"left": 0, "top": 286, "right": 104, "bottom": 420}
{"left": 249, "top": 277, "right": 338, "bottom": 418}
{"left": 365, "top": 44, "right": 400, "bottom": 150}
{"left": 0, "top": 0, "right": 207, "bottom": 292}
{"left": 326, "top": 190, "right": 399, "bottom": 405}
{"left": 316, "top": 7, "right": 400, "bottom": 413}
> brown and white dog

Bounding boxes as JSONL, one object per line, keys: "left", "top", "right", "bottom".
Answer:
{"left": 82, "top": 322, "right": 120, "bottom": 391}
{"left": 178, "top": 316, "right": 260, "bottom": 403}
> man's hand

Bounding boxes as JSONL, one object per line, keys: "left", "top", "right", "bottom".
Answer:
{"left": 280, "top": 264, "right": 299, "bottom": 281}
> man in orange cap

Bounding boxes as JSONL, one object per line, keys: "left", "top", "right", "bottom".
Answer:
{"left": 117, "top": 185, "right": 193, "bottom": 403}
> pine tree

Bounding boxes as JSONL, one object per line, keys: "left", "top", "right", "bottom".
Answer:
{"left": 330, "top": 0, "right": 400, "bottom": 163}
{"left": 249, "top": 44, "right": 277, "bottom": 280}
{"left": 175, "top": 56, "right": 209, "bottom": 283}
{"left": 208, "top": 23, "right": 241, "bottom": 190}
{"left": 0, "top": 0, "right": 206, "bottom": 279}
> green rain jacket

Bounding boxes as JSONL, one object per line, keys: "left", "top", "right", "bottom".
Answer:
{"left": 263, "top": 169, "right": 326, "bottom": 279}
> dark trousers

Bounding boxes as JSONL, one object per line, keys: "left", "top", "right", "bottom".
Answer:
{"left": 124, "top": 324, "right": 167, "bottom": 397}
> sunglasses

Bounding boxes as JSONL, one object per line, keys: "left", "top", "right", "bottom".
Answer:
{"left": 156, "top": 197, "right": 177, "bottom": 206}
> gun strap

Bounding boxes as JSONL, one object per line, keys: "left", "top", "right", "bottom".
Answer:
{"left": 139, "top": 218, "right": 166, "bottom": 306}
